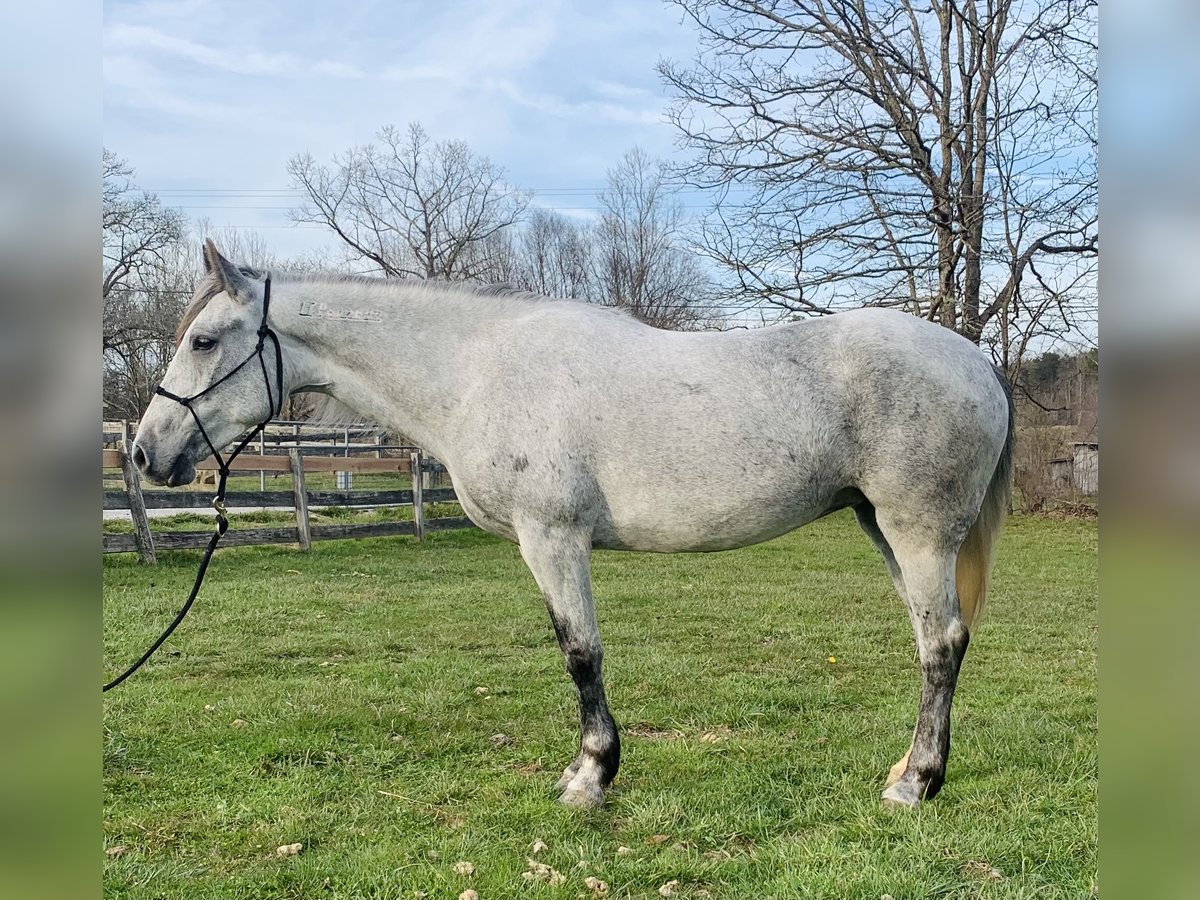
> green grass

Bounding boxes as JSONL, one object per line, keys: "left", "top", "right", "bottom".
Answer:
{"left": 103, "top": 512, "right": 1096, "bottom": 899}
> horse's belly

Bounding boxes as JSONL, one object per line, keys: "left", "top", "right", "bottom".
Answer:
{"left": 593, "top": 491, "right": 832, "bottom": 553}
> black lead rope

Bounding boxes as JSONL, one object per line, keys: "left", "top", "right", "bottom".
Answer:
{"left": 104, "top": 276, "right": 284, "bottom": 693}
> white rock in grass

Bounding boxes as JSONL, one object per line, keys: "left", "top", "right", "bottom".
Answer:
{"left": 531, "top": 839, "right": 549, "bottom": 854}
{"left": 458, "top": 891, "right": 478, "bottom": 900}
{"left": 275, "top": 842, "right": 303, "bottom": 857}
{"left": 658, "top": 880, "right": 680, "bottom": 897}
{"left": 452, "top": 860, "right": 476, "bottom": 877}
{"left": 616, "top": 846, "right": 633, "bottom": 857}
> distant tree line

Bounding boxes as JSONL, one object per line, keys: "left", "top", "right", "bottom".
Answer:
{"left": 1009, "top": 347, "right": 1097, "bottom": 513}
{"left": 1016, "top": 348, "right": 1098, "bottom": 431}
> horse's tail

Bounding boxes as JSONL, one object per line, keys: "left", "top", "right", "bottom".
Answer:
{"left": 955, "top": 364, "right": 1015, "bottom": 632}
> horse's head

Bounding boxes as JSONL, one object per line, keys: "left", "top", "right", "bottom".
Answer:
{"left": 133, "top": 239, "right": 282, "bottom": 486}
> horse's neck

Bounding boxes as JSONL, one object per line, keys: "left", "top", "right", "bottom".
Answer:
{"left": 275, "top": 280, "right": 498, "bottom": 457}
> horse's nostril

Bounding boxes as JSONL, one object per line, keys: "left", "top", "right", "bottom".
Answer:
{"left": 131, "top": 443, "right": 150, "bottom": 472}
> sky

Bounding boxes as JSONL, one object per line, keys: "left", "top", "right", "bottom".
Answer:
{"left": 103, "top": 0, "right": 703, "bottom": 260}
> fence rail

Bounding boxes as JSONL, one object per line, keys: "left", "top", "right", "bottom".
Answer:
{"left": 103, "top": 441, "right": 473, "bottom": 562}
{"left": 102, "top": 488, "right": 458, "bottom": 510}
{"left": 100, "top": 449, "right": 420, "bottom": 474}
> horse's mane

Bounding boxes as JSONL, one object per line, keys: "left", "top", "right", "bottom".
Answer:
{"left": 175, "top": 268, "right": 571, "bottom": 348}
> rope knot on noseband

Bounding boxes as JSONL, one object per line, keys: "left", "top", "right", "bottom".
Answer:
{"left": 104, "top": 276, "right": 283, "bottom": 693}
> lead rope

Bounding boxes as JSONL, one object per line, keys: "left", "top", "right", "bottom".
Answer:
{"left": 104, "top": 276, "right": 283, "bottom": 692}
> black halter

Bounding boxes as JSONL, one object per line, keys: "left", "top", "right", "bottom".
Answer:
{"left": 103, "top": 276, "right": 284, "bottom": 692}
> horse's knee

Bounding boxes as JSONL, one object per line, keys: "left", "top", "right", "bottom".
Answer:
{"left": 917, "top": 616, "right": 970, "bottom": 676}
{"left": 562, "top": 641, "right": 602, "bottom": 683}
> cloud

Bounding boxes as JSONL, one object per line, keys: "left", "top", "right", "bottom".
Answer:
{"left": 104, "top": 23, "right": 362, "bottom": 79}
{"left": 312, "top": 60, "right": 365, "bottom": 79}
{"left": 379, "top": 63, "right": 458, "bottom": 83}
{"left": 588, "top": 79, "right": 652, "bottom": 101}
{"left": 492, "top": 80, "right": 664, "bottom": 125}
{"left": 103, "top": 54, "right": 248, "bottom": 122}
{"left": 108, "top": 0, "right": 213, "bottom": 19}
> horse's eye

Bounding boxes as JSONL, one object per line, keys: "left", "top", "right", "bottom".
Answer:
{"left": 191, "top": 336, "right": 217, "bottom": 352}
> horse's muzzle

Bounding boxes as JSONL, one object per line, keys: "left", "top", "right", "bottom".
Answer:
{"left": 132, "top": 441, "right": 195, "bottom": 487}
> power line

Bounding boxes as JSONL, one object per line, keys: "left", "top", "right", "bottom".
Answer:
{"left": 169, "top": 205, "right": 731, "bottom": 212}
{"left": 144, "top": 185, "right": 761, "bottom": 196}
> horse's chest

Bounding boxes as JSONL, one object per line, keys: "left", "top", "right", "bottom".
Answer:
{"left": 444, "top": 473, "right": 519, "bottom": 542}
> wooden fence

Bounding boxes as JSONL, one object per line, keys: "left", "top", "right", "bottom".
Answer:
{"left": 103, "top": 442, "right": 474, "bottom": 563}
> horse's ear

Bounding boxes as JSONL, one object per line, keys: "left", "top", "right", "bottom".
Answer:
{"left": 203, "top": 237, "right": 251, "bottom": 300}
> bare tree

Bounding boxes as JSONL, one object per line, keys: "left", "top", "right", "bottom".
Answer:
{"left": 660, "top": 0, "right": 1097, "bottom": 348}
{"left": 103, "top": 150, "right": 187, "bottom": 419}
{"left": 512, "top": 208, "right": 594, "bottom": 299}
{"left": 103, "top": 150, "right": 186, "bottom": 347}
{"left": 591, "top": 148, "right": 715, "bottom": 329}
{"left": 103, "top": 236, "right": 198, "bottom": 421}
{"left": 288, "top": 123, "right": 531, "bottom": 281}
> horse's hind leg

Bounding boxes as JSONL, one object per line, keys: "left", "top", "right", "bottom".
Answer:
{"left": 853, "top": 503, "right": 915, "bottom": 788}
{"left": 516, "top": 522, "right": 619, "bottom": 808}
{"left": 871, "top": 511, "right": 971, "bottom": 807}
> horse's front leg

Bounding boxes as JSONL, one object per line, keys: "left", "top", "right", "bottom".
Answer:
{"left": 516, "top": 522, "right": 619, "bottom": 808}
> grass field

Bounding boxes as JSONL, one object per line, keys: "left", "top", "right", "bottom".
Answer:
{"left": 103, "top": 512, "right": 1096, "bottom": 899}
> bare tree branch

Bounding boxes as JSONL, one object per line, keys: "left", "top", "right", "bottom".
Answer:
{"left": 659, "top": 0, "right": 1097, "bottom": 349}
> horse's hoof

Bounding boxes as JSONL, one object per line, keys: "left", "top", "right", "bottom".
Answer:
{"left": 558, "top": 780, "right": 605, "bottom": 809}
{"left": 881, "top": 780, "right": 922, "bottom": 809}
{"left": 884, "top": 750, "right": 911, "bottom": 788}
{"left": 554, "top": 762, "right": 581, "bottom": 792}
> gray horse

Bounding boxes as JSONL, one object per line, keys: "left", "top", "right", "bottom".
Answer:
{"left": 134, "top": 240, "right": 1013, "bottom": 809}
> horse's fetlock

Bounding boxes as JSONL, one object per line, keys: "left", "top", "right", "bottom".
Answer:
{"left": 584, "top": 729, "right": 621, "bottom": 785}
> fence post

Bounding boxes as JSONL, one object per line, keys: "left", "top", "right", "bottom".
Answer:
{"left": 120, "top": 438, "right": 156, "bottom": 565}
{"left": 410, "top": 449, "right": 425, "bottom": 542}
{"left": 289, "top": 448, "right": 312, "bottom": 551}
